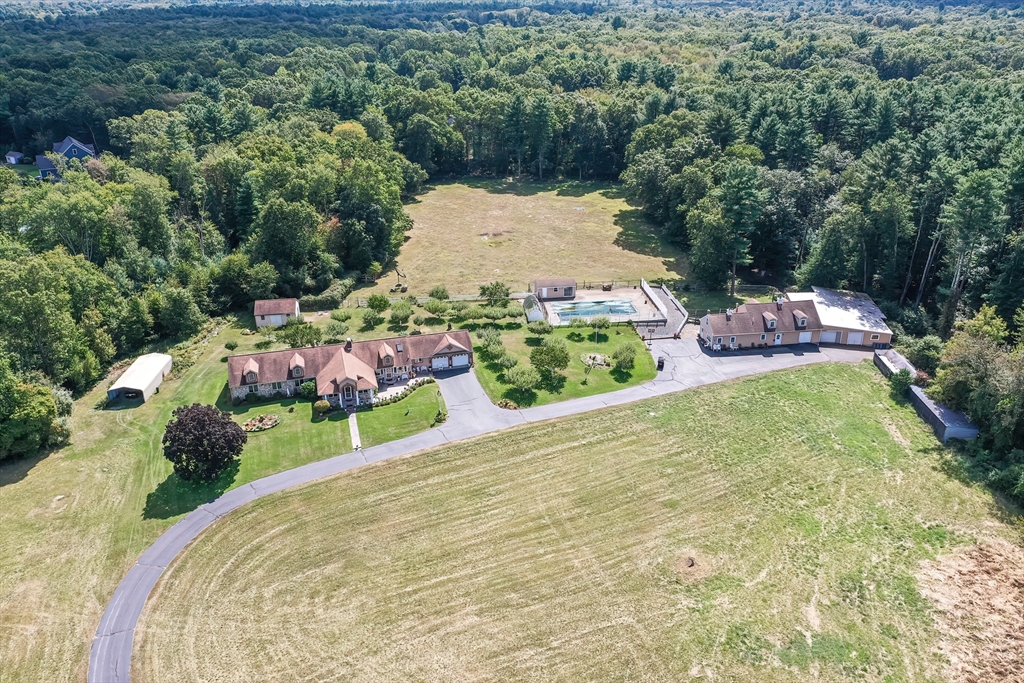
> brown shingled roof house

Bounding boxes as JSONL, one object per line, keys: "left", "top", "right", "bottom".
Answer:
{"left": 699, "top": 298, "right": 822, "bottom": 350}
{"left": 227, "top": 330, "right": 473, "bottom": 408}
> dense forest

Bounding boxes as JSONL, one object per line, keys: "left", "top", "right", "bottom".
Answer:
{"left": 0, "top": 0, "right": 1021, "bottom": 501}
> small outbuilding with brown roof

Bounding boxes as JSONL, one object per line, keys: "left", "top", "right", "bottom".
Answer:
{"left": 253, "top": 298, "right": 301, "bottom": 328}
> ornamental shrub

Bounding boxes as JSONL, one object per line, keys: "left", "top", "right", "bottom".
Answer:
{"left": 527, "top": 320, "right": 553, "bottom": 335}
{"left": 300, "top": 380, "right": 317, "bottom": 400}
{"left": 225, "top": 340, "right": 238, "bottom": 351}
{"left": 313, "top": 399, "right": 331, "bottom": 417}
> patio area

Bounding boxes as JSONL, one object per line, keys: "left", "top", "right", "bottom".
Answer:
{"left": 374, "top": 376, "right": 431, "bottom": 402}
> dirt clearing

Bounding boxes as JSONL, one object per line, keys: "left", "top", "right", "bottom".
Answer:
{"left": 918, "top": 539, "right": 1024, "bottom": 683}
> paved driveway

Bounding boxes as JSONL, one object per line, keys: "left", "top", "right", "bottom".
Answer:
{"left": 89, "top": 339, "right": 873, "bottom": 682}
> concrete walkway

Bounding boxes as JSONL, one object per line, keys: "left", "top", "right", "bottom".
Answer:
{"left": 347, "top": 411, "right": 361, "bottom": 450}
{"left": 88, "top": 340, "right": 871, "bottom": 682}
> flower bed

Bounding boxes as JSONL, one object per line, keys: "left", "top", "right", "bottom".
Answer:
{"left": 242, "top": 414, "right": 280, "bottom": 432}
{"left": 372, "top": 376, "right": 436, "bottom": 406}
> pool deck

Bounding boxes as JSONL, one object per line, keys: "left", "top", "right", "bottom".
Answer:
{"left": 545, "top": 286, "right": 665, "bottom": 327}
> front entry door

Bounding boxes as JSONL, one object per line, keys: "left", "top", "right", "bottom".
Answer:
{"left": 774, "top": 333, "right": 783, "bottom": 345}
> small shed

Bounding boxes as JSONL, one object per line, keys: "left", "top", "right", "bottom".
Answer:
{"left": 107, "top": 353, "right": 173, "bottom": 402}
{"left": 254, "top": 298, "right": 301, "bottom": 328}
{"left": 5, "top": 151, "right": 24, "bottom": 165}
{"left": 908, "top": 385, "right": 979, "bottom": 443}
{"left": 534, "top": 278, "right": 576, "bottom": 301}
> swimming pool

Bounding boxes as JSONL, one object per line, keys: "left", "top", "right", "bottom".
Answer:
{"left": 549, "top": 299, "right": 638, "bottom": 321}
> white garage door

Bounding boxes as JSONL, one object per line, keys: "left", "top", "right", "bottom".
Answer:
{"left": 820, "top": 330, "right": 838, "bottom": 343}
{"left": 431, "top": 356, "right": 449, "bottom": 371}
{"left": 847, "top": 332, "right": 864, "bottom": 346}
{"left": 451, "top": 354, "right": 470, "bottom": 367}
{"left": 798, "top": 331, "right": 813, "bottom": 343}
{"left": 269, "top": 314, "right": 285, "bottom": 326}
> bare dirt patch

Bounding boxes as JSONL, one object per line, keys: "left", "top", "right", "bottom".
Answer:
{"left": 917, "top": 539, "right": 1024, "bottom": 683}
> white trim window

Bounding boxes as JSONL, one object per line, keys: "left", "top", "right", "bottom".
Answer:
{"left": 716, "top": 337, "right": 723, "bottom": 345}
{"left": 760, "top": 333, "right": 767, "bottom": 341}
{"left": 870, "top": 334, "right": 880, "bottom": 341}
{"left": 293, "top": 367, "right": 302, "bottom": 378}
{"left": 247, "top": 385, "right": 258, "bottom": 393}
{"left": 344, "top": 386, "right": 353, "bottom": 399}
{"left": 246, "top": 372, "right": 256, "bottom": 383}
{"left": 729, "top": 336, "right": 736, "bottom": 345}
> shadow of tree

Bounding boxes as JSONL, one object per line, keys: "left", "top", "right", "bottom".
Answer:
{"left": 0, "top": 451, "right": 47, "bottom": 487}
{"left": 502, "top": 386, "right": 538, "bottom": 407}
{"left": 612, "top": 208, "right": 686, "bottom": 278}
{"left": 538, "top": 372, "right": 567, "bottom": 394}
{"left": 143, "top": 461, "right": 240, "bottom": 520}
{"left": 610, "top": 367, "right": 634, "bottom": 384}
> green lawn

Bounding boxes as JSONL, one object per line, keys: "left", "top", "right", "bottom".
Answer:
{"left": 357, "top": 383, "right": 446, "bottom": 448}
{"left": 134, "top": 362, "right": 1022, "bottom": 682}
{"left": 473, "top": 324, "right": 657, "bottom": 407}
{"left": 8, "top": 163, "right": 38, "bottom": 178}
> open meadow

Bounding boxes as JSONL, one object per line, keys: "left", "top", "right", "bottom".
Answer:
{"left": 362, "top": 180, "right": 688, "bottom": 296}
{"left": 134, "top": 362, "right": 1022, "bottom": 683}
{"left": 0, "top": 315, "right": 439, "bottom": 683}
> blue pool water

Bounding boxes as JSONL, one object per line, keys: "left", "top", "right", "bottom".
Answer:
{"left": 549, "top": 299, "right": 638, "bottom": 321}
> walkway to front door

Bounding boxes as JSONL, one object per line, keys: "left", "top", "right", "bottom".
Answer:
{"left": 348, "top": 411, "right": 361, "bottom": 449}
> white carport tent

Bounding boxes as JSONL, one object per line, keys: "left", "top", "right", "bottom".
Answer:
{"left": 107, "top": 353, "right": 173, "bottom": 402}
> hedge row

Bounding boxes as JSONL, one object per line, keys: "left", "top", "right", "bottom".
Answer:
{"left": 299, "top": 276, "right": 357, "bottom": 311}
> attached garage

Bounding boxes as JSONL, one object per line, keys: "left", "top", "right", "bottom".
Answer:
{"left": 431, "top": 356, "right": 450, "bottom": 371}
{"left": 847, "top": 331, "right": 864, "bottom": 346}
{"left": 820, "top": 330, "right": 838, "bottom": 344}
{"left": 451, "top": 354, "right": 470, "bottom": 368}
{"left": 798, "top": 331, "right": 813, "bottom": 344}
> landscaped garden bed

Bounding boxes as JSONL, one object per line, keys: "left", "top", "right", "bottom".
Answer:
{"left": 242, "top": 414, "right": 280, "bottom": 432}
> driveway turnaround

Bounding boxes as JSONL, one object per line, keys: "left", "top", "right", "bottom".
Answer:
{"left": 88, "top": 340, "right": 871, "bottom": 682}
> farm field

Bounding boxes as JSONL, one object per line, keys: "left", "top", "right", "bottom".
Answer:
{"left": 362, "top": 180, "right": 688, "bottom": 296}
{"left": 0, "top": 314, "right": 441, "bottom": 683}
{"left": 134, "top": 363, "right": 1022, "bottom": 683}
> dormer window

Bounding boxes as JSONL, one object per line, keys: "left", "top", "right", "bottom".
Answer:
{"left": 293, "top": 367, "right": 302, "bottom": 378}
{"left": 799, "top": 318, "right": 807, "bottom": 327}
{"left": 246, "top": 372, "right": 256, "bottom": 383}
{"left": 769, "top": 320, "right": 776, "bottom": 329}
{"left": 384, "top": 356, "right": 393, "bottom": 366}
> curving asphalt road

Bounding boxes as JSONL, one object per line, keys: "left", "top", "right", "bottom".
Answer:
{"left": 88, "top": 340, "right": 871, "bottom": 682}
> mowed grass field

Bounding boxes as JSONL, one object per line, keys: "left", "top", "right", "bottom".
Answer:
{"left": 363, "top": 180, "right": 687, "bottom": 296}
{"left": 134, "top": 362, "right": 1020, "bottom": 683}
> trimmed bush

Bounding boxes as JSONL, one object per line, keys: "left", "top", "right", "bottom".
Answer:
{"left": 428, "top": 285, "right": 449, "bottom": 301}
{"left": 313, "top": 399, "right": 331, "bottom": 417}
{"left": 413, "top": 315, "right": 425, "bottom": 326}
{"left": 224, "top": 340, "right": 238, "bottom": 351}
{"left": 300, "top": 380, "right": 317, "bottom": 400}
{"left": 506, "top": 364, "right": 540, "bottom": 390}
{"left": 366, "top": 293, "right": 390, "bottom": 312}
{"left": 527, "top": 320, "right": 553, "bottom": 335}
{"left": 389, "top": 302, "right": 413, "bottom": 325}
{"left": 299, "top": 277, "right": 356, "bottom": 310}
{"left": 330, "top": 309, "right": 352, "bottom": 322}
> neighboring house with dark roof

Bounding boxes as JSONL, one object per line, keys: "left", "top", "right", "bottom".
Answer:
{"left": 699, "top": 298, "right": 822, "bottom": 350}
{"left": 253, "top": 298, "right": 301, "bottom": 328}
{"left": 35, "top": 155, "right": 59, "bottom": 179}
{"left": 5, "top": 151, "right": 23, "bottom": 165}
{"left": 226, "top": 330, "right": 473, "bottom": 407}
{"left": 53, "top": 136, "right": 95, "bottom": 160}
{"left": 534, "top": 278, "right": 576, "bottom": 300}
{"left": 787, "top": 287, "right": 891, "bottom": 348}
